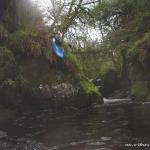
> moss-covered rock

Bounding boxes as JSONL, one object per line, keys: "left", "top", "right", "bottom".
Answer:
{"left": 127, "top": 31, "right": 150, "bottom": 101}
{"left": 79, "top": 76, "right": 101, "bottom": 97}
{"left": 131, "top": 81, "right": 149, "bottom": 100}
{"left": 0, "top": 54, "right": 102, "bottom": 108}
{"left": 64, "top": 47, "right": 102, "bottom": 99}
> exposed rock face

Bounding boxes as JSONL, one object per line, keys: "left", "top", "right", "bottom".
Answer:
{"left": 30, "top": 82, "right": 102, "bottom": 109}
{"left": 0, "top": 56, "right": 103, "bottom": 108}
{"left": 33, "top": 83, "right": 79, "bottom": 100}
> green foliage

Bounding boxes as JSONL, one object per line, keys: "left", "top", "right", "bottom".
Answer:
{"left": 0, "top": 46, "right": 28, "bottom": 91}
{"left": 0, "top": 46, "right": 15, "bottom": 64}
{"left": 92, "top": 0, "right": 150, "bottom": 52}
{"left": 131, "top": 81, "right": 149, "bottom": 99}
{"left": 12, "top": 30, "right": 37, "bottom": 38}
{"left": 2, "top": 79, "right": 16, "bottom": 88}
{"left": 128, "top": 31, "right": 150, "bottom": 56}
{"left": 62, "top": 45, "right": 101, "bottom": 97}
{"left": 9, "top": 30, "right": 43, "bottom": 57}
{"left": 0, "top": 47, "right": 16, "bottom": 90}
{"left": 100, "top": 60, "right": 117, "bottom": 75}
{"left": 65, "top": 51, "right": 83, "bottom": 73}
{"left": 10, "top": 30, "right": 37, "bottom": 45}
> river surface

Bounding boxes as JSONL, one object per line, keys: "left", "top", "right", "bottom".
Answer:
{"left": 0, "top": 98, "right": 150, "bottom": 150}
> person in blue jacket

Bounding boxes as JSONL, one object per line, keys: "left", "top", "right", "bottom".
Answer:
{"left": 54, "top": 31, "right": 62, "bottom": 47}
{"left": 50, "top": 31, "right": 64, "bottom": 64}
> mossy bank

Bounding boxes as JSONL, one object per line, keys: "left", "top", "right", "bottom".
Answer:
{"left": 0, "top": 26, "right": 103, "bottom": 109}
{"left": 128, "top": 31, "right": 150, "bottom": 101}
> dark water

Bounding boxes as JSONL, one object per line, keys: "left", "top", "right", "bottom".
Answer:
{"left": 1, "top": 99, "right": 150, "bottom": 150}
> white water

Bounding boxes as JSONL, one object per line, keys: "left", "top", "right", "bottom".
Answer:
{"left": 103, "top": 97, "right": 131, "bottom": 104}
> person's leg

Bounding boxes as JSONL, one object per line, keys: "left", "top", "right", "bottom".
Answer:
{"left": 50, "top": 55, "right": 57, "bottom": 64}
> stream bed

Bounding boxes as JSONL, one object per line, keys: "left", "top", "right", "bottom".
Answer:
{"left": 0, "top": 98, "right": 150, "bottom": 150}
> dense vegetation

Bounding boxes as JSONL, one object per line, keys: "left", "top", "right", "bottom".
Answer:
{"left": 0, "top": 1, "right": 150, "bottom": 150}
{"left": 73, "top": 0, "right": 150, "bottom": 99}
{"left": 0, "top": 0, "right": 150, "bottom": 104}
{"left": 95, "top": 0, "right": 150, "bottom": 100}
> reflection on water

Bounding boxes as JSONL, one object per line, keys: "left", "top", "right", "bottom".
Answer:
{"left": 1, "top": 99, "right": 150, "bottom": 150}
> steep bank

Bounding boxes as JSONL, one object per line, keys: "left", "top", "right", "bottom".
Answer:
{"left": 128, "top": 31, "right": 150, "bottom": 101}
{"left": 0, "top": 27, "right": 103, "bottom": 109}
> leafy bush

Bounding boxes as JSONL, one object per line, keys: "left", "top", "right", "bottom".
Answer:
{"left": 0, "top": 46, "right": 27, "bottom": 88}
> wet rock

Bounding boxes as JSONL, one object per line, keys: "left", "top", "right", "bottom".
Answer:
{"left": 101, "top": 137, "right": 112, "bottom": 141}
{"left": 29, "top": 82, "right": 99, "bottom": 108}
{"left": 33, "top": 83, "right": 79, "bottom": 100}
{"left": 108, "top": 88, "right": 130, "bottom": 99}
{"left": 0, "top": 137, "right": 50, "bottom": 150}
{"left": 91, "top": 74, "right": 102, "bottom": 90}
{"left": 88, "top": 141, "right": 106, "bottom": 146}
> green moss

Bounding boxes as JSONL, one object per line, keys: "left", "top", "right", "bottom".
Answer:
{"left": 128, "top": 31, "right": 150, "bottom": 56}
{"left": 8, "top": 30, "right": 44, "bottom": 57}
{"left": 65, "top": 51, "right": 83, "bottom": 73}
{"left": 14, "top": 30, "right": 36, "bottom": 38}
{"left": 63, "top": 47, "right": 101, "bottom": 97}
{"left": 131, "top": 81, "right": 149, "bottom": 99}
{"left": 10, "top": 30, "right": 37, "bottom": 43}
{"left": 63, "top": 45, "right": 101, "bottom": 97}
{"left": 79, "top": 75, "right": 101, "bottom": 96}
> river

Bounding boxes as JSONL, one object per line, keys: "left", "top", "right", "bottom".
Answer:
{"left": 0, "top": 98, "right": 150, "bottom": 150}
